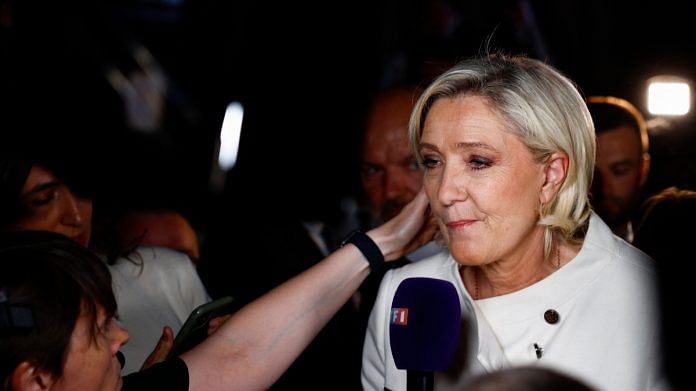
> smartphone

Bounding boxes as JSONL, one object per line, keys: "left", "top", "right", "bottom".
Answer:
{"left": 168, "top": 296, "right": 235, "bottom": 358}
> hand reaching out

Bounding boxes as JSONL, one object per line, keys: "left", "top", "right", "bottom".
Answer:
{"left": 369, "top": 189, "right": 437, "bottom": 261}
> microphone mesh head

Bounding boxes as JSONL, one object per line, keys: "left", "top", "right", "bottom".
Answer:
{"left": 389, "top": 277, "right": 461, "bottom": 371}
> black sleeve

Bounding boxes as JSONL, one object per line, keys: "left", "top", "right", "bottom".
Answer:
{"left": 122, "top": 357, "right": 190, "bottom": 391}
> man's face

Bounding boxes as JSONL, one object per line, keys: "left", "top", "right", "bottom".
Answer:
{"left": 361, "top": 91, "right": 423, "bottom": 222}
{"left": 592, "top": 124, "right": 649, "bottom": 231}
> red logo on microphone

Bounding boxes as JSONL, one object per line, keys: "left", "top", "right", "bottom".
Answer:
{"left": 391, "top": 308, "right": 409, "bottom": 325}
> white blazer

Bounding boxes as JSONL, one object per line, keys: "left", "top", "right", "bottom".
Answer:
{"left": 362, "top": 213, "right": 666, "bottom": 391}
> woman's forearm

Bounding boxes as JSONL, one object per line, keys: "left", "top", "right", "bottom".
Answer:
{"left": 180, "top": 190, "right": 432, "bottom": 391}
{"left": 183, "top": 243, "right": 371, "bottom": 390}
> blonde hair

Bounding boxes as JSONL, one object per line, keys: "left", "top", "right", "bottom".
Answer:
{"left": 409, "top": 54, "right": 595, "bottom": 252}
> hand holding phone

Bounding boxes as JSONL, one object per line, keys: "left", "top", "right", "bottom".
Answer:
{"left": 168, "top": 296, "right": 235, "bottom": 358}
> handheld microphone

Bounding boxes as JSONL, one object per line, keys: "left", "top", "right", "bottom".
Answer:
{"left": 389, "top": 277, "right": 461, "bottom": 391}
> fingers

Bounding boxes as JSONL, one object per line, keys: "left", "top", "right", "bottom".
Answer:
{"left": 401, "top": 211, "right": 438, "bottom": 256}
{"left": 391, "top": 189, "right": 429, "bottom": 230}
{"left": 140, "top": 326, "right": 174, "bottom": 370}
{"left": 373, "top": 188, "right": 436, "bottom": 261}
{"left": 398, "top": 190, "right": 438, "bottom": 254}
{"left": 208, "top": 314, "right": 233, "bottom": 336}
{"left": 397, "top": 188, "right": 432, "bottom": 238}
{"left": 399, "top": 188, "right": 429, "bottom": 217}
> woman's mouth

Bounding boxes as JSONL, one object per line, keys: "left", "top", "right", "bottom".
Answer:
{"left": 445, "top": 219, "right": 477, "bottom": 229}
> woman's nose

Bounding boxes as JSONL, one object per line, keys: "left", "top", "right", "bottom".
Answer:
{"left": 61, "top": 193, "right": 89, "bottom": 226}
{"left": 436, "top": 165, "right": 467, "bottom": 206}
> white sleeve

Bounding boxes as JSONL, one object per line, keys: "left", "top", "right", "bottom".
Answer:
{"left": 362, "top": 268, "right": 394, "bottom": 391}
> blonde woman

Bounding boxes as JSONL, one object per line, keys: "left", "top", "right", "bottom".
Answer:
{"left": 362, "top": 54, "right": 664, "bottom": 391}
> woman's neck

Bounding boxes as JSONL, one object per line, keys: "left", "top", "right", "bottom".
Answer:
{"left": 461, "top": 235, "right": 578, "bottom": 300}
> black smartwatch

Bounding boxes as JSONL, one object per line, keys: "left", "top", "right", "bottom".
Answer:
{"left": 340, "top": 230, "right": 384, "bottom": 271}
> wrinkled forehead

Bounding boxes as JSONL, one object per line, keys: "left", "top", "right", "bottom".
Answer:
{"left": 420, "top": 94, "right": 520, "bottom": 142}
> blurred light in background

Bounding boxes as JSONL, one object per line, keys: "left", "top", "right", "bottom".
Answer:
{"left": 218, "top": 101, "right": 244, "bottom": 170}
{"left": 647, "top": 76, "right": 690, "bottom": 116}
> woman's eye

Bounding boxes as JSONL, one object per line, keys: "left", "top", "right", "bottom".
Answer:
{"left": 469, "top": 157, "right": 492, "bottom": 170}
{"left": 421, "top": 157, "right": 440, "bottom": 169}
{"left": 30, "top": 191, "right": 57, "bottom": 206}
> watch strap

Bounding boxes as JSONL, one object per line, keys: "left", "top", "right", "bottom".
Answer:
{"left": 340, "top": 230, "right": 384, "bottom": 271}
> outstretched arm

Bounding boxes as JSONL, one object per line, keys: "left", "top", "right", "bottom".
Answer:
{"left": 181, "top": 190, "right": 434, "bottom": 391}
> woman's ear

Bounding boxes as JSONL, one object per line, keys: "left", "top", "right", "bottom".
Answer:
{"left": 10, "top": 362, "right": 54, "bottom": 391}
{"left": 540, "top": 152, "right": 569, "bottom": 204}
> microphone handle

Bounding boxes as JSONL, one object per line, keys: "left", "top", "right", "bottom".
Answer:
{"left": 407, "top": 370, "right": 434, "bottom": 391}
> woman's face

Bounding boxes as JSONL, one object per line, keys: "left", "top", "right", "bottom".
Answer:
{"left": 51, "top": 306, "right": 129, "bottom": 391}
{"left": 12, "top": 165, "right": 93, "bottom": 247}
{"left": 419, "top": 95, "right": 547, "bottom": 266}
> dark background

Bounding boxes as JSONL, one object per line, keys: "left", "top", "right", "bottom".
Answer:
{"left": 2, "top": 2, "right": 695, "bottom": 388}
{"left": 2, "top": 0, "right": 695, "bottom": 240}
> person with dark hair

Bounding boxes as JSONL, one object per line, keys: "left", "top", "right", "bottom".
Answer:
{"left": 0, "top": 231, "right": 127, "bottom": 390}
{"left": 634, "top": 186, "right": 696, "bottom": 260}
{"left": 361, "top": 86, "right": 425, "bottom": 224}
{"left": 587, "top": 96, "right": 651, "bottom": 242}
{"left": 360, "top": 85, "right": 444, "bottom": 264}
{"left": 634, "top": 187, "right": 696, "bottom": 391}
{"left": 362, "top": 54, "right": 664, "bottom": 390}
{"left": 0, "top": 154, "right": 210, "bottom": 374}
{"left": 1, "top": 187, "right": 435, "bottom": 390}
